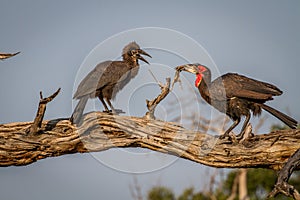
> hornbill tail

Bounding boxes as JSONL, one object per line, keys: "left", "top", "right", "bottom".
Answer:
{"left": 70, "top": 96, "right": 89, "bottom": 124}
{"left": 260, "top": 104, "right": 298, "bottom": 129}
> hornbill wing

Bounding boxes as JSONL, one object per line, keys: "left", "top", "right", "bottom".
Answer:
{"left": 102, "top": 61, "right": 140, "bottom": 100}
{"left": 210, "top": 73, "right": 283, "bottom": 101}
{"left": 73, "top": 61, "right": 113, "bottom": 99}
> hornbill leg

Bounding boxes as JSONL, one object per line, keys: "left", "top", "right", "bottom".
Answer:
{"left": 236, "top": 112, "right": 251, "bottom": 140}
{"left": 220, "top": 118, "right": 240, "bottom": 139}
{"left": 105, "top": 98, "right": 116, "bottom": 113}
{"left": 105, "top": 98, "right": 125, "bottom": 114}
{"left": 98, "top": 96, "right": 110, "bottom": 112}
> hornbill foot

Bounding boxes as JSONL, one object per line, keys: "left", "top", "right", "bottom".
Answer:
{"left": 219, "top": 134, "right": 228, "bottom": 140}
{"left": 219, "top": 130, "right": 232, "bottom": 139}
{"left": 112, "top": 109, "right": 125, "bottom": 114}
{"left": 235, "top": 131, "right": 245, "bottom": 140}
{"left": 236, "top": 123, "right": 253, "bottom": 141}
{"left": 217, "top": 134, "right": 234, "bottom": 144}
{"left": 219, "top": 132, "right": 238, "bottom": 144}
{"left": 102, "top": 109, "right": 125, "bottom": 114}
{"left": 219, "top": 133, "right": 232, "bottom": 140}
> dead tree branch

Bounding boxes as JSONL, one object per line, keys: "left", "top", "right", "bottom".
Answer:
{"left": 145, "top": 77, "right": 171, "bottom": 119}
{"left": 28, "top": 88, "right": 61, "bottom": 134}
{"left": 0, "top": 72, "right": 298, "bottom": 199}
{"left": 0, "top": 111, "right": 299, "bottom": 169}
{"left": 130, "top": 176, "right": 144, "bottom": 200}
{"left": 268, "top": 148, "right": 300, "bottom": 199}
{"left": 0, "top": 51, "right": 20, "bottom": 60}
{"left": 227, "top": 173, "right": 239, "bottom": 200}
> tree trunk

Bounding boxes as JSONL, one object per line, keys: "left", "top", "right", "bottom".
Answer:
{"left": 238, "top": 169, "right": 249, "bottom": 200}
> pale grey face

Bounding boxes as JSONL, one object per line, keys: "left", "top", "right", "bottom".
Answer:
{"left": 129, "top": 49, "right": 152, "bottom": 64}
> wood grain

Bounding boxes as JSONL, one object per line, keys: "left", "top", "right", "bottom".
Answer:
{"left": 0, "top": 112, "right": 299, "bottom": 168}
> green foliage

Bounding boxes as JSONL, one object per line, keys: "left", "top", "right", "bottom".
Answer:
{"left": 147, "top": 186, "right": 175, "bottom": 200}
{"left": 247, "top": 169, "right": 277, "bottom": 199}
{"left": 146, "top": 169, "right": 300, "bottom": 200}
{"left": 222, "top": 170, "right": 237, "bottom": 193}
{"left": 271, "top": 123, "right": 299, "bottom": 131}
{"left": 289, "top": 171, "right": 300, "bottom": 192}
{"left": 147, "top": 187, "right": 211, "bottom": 200}
{"left": 177, "top": 187, "right": 209, "bottom": 200}
{"left": 271, "top": 124, "right": 290, "bottom": 131}
{"left": 220, "top": 168, "right": 298, "bottom": 200}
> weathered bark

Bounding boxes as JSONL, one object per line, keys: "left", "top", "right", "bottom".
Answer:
{"left": 145, "top": 78, "right": 171, "bottom": 120}
{"left": 28, "top": 88, "right": 61, "bottom": 134}
{"left": 0, "top": 111, "right": 299, "bottom": 168}
{"left": 269, "top": 148, "right": 300, "bottom": 199}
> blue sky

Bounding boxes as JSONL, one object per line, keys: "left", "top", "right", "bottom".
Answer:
{"left": 1, "top": 1, "right": 299, "bottom": 199}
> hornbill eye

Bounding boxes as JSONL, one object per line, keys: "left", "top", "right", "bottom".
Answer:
{"left": 129, "top": 50, "right": 138, "bottom": 56}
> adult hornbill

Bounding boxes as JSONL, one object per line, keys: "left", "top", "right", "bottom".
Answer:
{"left": 176, "top": 63, "right": 298, "bottom": 139}
{"left": 70, "top": 42, "right": 151, "bottom": 124}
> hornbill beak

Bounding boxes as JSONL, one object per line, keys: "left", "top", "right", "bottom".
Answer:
{"left": 175, "top": 64, "right": 199, "bottom": 74}
{"left": 137, "top": 49, "right": 152, "bottom": 64}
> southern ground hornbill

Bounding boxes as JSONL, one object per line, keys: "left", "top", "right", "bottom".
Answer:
{"left": 176, "top": 63, "right": 298, "bottom": 139}
{"left": 70, "top": 42, "right": 151, "bottom": 124}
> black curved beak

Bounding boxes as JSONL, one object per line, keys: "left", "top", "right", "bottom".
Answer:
{"left": 137, "top": 49, "right": 152, "bottom": 64}
{"left": 176, "top": 64, "right": 199, "bottom": 74}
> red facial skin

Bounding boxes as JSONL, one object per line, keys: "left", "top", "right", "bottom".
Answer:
{"left": 195, "top": 65, "right": 207, "bottom": 87}
{"left": 195, "top": 74, "right": 202, "bottom": 87}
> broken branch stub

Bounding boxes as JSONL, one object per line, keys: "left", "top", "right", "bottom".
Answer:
{"left": 28, "top": 88, "right": 61, "bottom": 134}
{"left": 145, "top": 78, "right": 171, "bottom": 120}
{"left": 144, "top": 67, "right": 184, "bottom": 120}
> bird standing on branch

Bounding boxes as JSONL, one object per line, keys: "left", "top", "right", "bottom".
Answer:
{"left": 176, "top": 63, "right": 298, "bottom": 139}
{"left": 71, "top": 42, "right": 151, "bottom": 124}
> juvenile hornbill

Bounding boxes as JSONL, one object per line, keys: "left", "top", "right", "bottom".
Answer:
{"left": 70, "top": 42, "right": 151, "bottom": 124}
{"left": 176, "top": 63, "right": 298, "bottom": 139}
